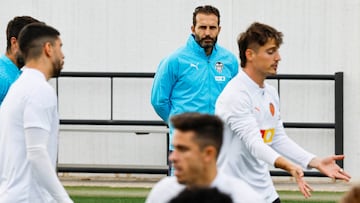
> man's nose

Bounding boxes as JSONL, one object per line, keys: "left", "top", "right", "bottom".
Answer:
{"left": 169, "top": 150, "right": 176, "bottom": 161}
{"left": 204, "top": 28, "right": 211, "bottom": 35}
{"left": 275, "top": 52, "right": 281, "bottom": 61}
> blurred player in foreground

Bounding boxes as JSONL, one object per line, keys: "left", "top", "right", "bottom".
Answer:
{"left": 145, "top": 113, "right": 264, "bottom": 203}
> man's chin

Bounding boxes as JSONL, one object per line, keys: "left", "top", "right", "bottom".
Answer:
{"left": 176, "top": 178, "right": 186, "bottom": 185}
{"left": 201, "top": 43, "right": 214, "bottom": 49}
{"left": 268, "top": 70, "right": 277, "bottom": 76}
{"left": 175, "top": 174, "right": 186, "bottom": 184}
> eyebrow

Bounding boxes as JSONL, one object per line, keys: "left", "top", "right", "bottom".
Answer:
{"left": 266, "top": 46, "right": 278, "bottom": 51}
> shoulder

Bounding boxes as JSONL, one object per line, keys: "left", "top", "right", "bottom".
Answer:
{"left": 153, "top": 176, "right": 179, "bottom": 187}
{"left": 218, "top": 75, "right": 250, "bottom": 101}
{"left": 157, "top": 48, "right": 184, "bottom": 70}
{"left": 156, "top": 45, "right": 192, "bottom": 73}
{"left": 215, "top": 43, "right": 233, "bottom": 53}
{"left": 31, "top": 85, "right": 57, "bottom": 108}
{"left": 216, "top": 173, "right": 265, "bottom": 203}
{"left": 0, "top": 54, "right": 9, "bottom": 66}
{"left": 215, "top": 45, "right": 237, "bottom": 58}
{"left": 146, "top": 177, "right": 184, "bottom": 203}
{"left": 264, "top": 82, "right": 279, "bottom": 97}
{"left": 265, "top": 81, "right": 277, "bottom": 92}
{"left": 166, "top": 45, "right": 187, "bottom": 61}
{"left": 19, "top": 70, "right": 57, "bottom": 107}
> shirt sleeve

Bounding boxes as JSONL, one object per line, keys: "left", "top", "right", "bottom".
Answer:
{"left": 25, "top": 127, "right": 73, "bottom": 203}
{"left": 271, "top": 119, "right": 315, "bottom": 169}
{"left": 150, "top": 58, "right": 177, "bottom": 123}
{"left": 218, "top": 90, "right": 281, "bottom": 166}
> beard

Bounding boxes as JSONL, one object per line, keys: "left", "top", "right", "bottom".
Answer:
{"left": 194, "top": 34, "right": 218, "bottom": 49}
{"left": 52, "top": 58, "right": 64, "bottom": 78}
{"left": 15, "top": 52, "right": 25, "bottom": 68}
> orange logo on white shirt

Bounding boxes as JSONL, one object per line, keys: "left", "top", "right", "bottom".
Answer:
{"left": 269, "top": 103, "right": 275, "bottom": 116}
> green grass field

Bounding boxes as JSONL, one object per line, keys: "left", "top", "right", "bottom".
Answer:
{"left": 66, "top": 186, "right": 345, "bottom": 203}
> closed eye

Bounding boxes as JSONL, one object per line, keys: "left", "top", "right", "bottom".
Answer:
{"left": 267, "top": 47, "right": 277, "bottom": 55}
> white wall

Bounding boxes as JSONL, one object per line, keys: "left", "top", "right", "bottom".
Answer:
{"left": 1, "top": 0, "right": 359, "bottom": 180}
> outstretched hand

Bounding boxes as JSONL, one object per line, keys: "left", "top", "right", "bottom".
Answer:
{"left": 275, "top": 157, "right": 313, "bottom": 198}
{"left": 312, "top": 155, "right": 351, "bottom": 181}
{"left": 289, "top": 165, "right": 313, "bottom": 198}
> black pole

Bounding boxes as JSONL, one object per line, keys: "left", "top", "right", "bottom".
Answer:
{"left": 334, "top": 72, "right": 344, "bottom": 168}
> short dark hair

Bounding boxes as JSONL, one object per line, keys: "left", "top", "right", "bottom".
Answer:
{"left": 193, "top": 5, "right": 220, "bottom": 26}
{"left": 18, "top": 23, "right": 60, "bottom": 62}
{"left": 170, "top": 112, "right": 223, "bottom": 157}
{"left": 6, "top": 16, "right": 39, "bottom": 52}
{"left": 238, "top": 22, "right": 283, "bottom": 67}
{"left": 169, "top": 187, "right": 233, "bottom": 203}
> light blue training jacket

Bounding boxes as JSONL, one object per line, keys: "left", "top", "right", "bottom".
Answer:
{"left": 151, "top": 34, "right": 238, "bottom": 150}
{"left": 0, "top": 54, "right": 21, "bottom": 106}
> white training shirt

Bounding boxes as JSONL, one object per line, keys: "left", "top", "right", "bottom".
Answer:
{"left": 216, "top": 70, "right": 315, "bottom": 203}
{"left": 0, "top": 68, "right": 71, "bottom": 202}
{"left": 145, "top": 172, "right": 265, "bottom": 203}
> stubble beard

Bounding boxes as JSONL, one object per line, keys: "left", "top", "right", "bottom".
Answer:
{"left": 52, "top": 59, "right": 64, "bottom": 78}
{"left": 198, "top": 37, "right": 217, "bottom": 55}
{"left": 195, "top": 34, "right": 217, "bottom": 50}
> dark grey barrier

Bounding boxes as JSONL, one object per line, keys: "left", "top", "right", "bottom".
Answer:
{"left": 56, "top": 72, "right": 343, "bottom": 177}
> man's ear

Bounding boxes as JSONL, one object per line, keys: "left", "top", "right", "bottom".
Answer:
{"left": 44, "top": 42, "right": 52, "bottom": 57}
{"left": 203, "top": 146, "right": 216, "bottom": 162}
{"left": 245, "top": 48, "right": 255, "bottom": 61}
{"left": 10, "top": 37, "right": 17, "bottom": 46}
{"left": 10, "top": 37, "right": 18, "bottom": 52}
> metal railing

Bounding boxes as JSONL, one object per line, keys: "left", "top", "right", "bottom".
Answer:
{"left": 268, "top": 72, "right": 343, "bottom": 177}
{"left": 56, "top": 72, "right": 343, "bottom": 177}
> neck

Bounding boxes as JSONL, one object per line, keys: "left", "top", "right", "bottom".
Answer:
{"left": 243, "top": 66, "right": 266, "bottom": 88}
{"left": 25, "top": 59, "right": 51, "bottom": 80}
{"left": 187, "top": 164, "right": 217, "bottom": 188}
{"left": 204, "top": 47, "right": 213, "bottom": 56}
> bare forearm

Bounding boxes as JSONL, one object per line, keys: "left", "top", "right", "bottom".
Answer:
{"left": 274, "top": 156, "right": 298, "bottom": 172}
{"left": 275, "top": 156, "right": 312, "bottom": 198}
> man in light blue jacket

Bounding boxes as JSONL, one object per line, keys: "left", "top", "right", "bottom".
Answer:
{"left": 151, "top": 6, "right": 238, "bottom": 173}
{"left": 0, "top": 16, "right": 39, "bottom": 106}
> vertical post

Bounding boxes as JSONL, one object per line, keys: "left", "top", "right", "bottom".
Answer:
{"left": 56, "top": 78, "right": 59, "bottom": 97}
{"left": 56, "top": 77, "right": 59, "bottom": 173}
{"left": 334, "top": 72, "right": 344, "bottom": 168}
{"left": 277, "top": 78, "right": 281, "bottom": 98}
{"left": 167, "top": 130, "right": 170, "bottom": 176}
{"left": 110, "top": 77, "right": 113, "bottom": 120}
